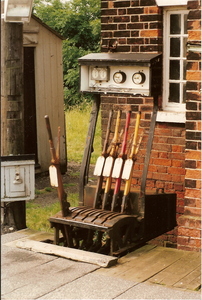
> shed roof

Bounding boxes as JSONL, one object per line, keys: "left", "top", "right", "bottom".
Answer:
{"left": 31, "top": 14, "right": 65, "bottom": 40}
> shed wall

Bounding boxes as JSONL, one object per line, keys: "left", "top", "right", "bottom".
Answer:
{"left": 23, "top": 17, "right": 66, "bottom": 172}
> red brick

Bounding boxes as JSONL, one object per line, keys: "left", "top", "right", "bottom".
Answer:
{"left": 148, "top": 164, "right": 157, "bottom": 172}
{"left": 165, "top": 182, "right": 174, "bottom": 190}
{"left": 187, "top": 70, "right": 201, "bottom": 81}
{"left": 152, "top": 158, "right": 172, "bottom": 166}
{"left": 187, "top": 20, "right": 201, "bottom": 30}
{"left": 172, "top": 160, "right": 184, "bottom": 168}
{"left": 177, "top": 198, "right": 185, "bottom": 207}
{"left": 196, "top": 199, "right": 201, "bottom": 208}
{"left": 178, "top": 227, "right": 201, "bottom": 238}
{"left": 178, "top": 244, "right": 201, "bottom": 251}
{"left": 171, "top": 174, "right": 185, "bottom": 183}
{"left": 158, "top": 152, "right": 168, "bottom": 158}
{"left": 168, "top": 167, "right": 186, "bottom": 175}
{"left": 185, "top": 150, "right": 201, "bottom": 160}
{"left": 185, "top": 188, "right": 201, "bottom": 199}
{"left": 146, "top": 180, "right": 155, "bottom": 188}
{"left": 168, "top": 137, "right": 185, "bottom": 145}
{"left": 188, "top": 30, "right": 202, "bottom": 41}
{"left": 186, "top": 169, "right": 201, "bottom": 179}
{"left": 177, "top": 215, "right": 201, "bottom": 228}
{"left": 108, "top": 1, "right": 114, "bottom": 9}
{"left": 153, "top": 136, "right": 168, "bottom": 144}
{"left": 169, "top": 153, "right": 185, "bottom": 160}
{"left": 156, "top": 181, "right": 165, "bottom": 189}
{"left": 187, "top": 61, "right": 200, "bottom": 71}
{"left": 147, "top": 6, "right": 160, "bottom": 14}
{"left": 155, "top": 128, "right": 173, "bottom": 136}
{"left": 177, "top": 206, "right": 185, "bottom": 214}
{"left": 184, "top": 206, "right": 201, "bottom": 216}
{"left": 152, "top": 172, "right": 172, "bottom": 181}
{"left": 141, "top": 29, "right": 161, "bottom": 38}
{"left": 174, "top": 183, "right": 184, "bottom": 191}
{"left": 157, "top": 166, "right": 167, "bottom": 173}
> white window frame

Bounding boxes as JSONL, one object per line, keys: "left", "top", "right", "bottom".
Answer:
{"left": 163, "top": 7, "right": 188, "bottom": 112}
{"left": 156, "top": 0, "right": 187, "bottom": 6}
{"left": 157, "top": 6, "right": 188, "bottom": 123}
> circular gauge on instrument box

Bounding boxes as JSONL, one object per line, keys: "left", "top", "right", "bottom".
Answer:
{"left": 113, "top": 71, "right": 127, "bottom": 84}
{"left": 132, "top": 72, "right": 146, "bottom": 85}
{"left": 91, "top": 67, "right": 109, "bottom": 81}
{"left": 91, "top": 67, "right": 99, "bottom": 79}
{"left": 99, "top": 68, "right": 108, "bottom": 80}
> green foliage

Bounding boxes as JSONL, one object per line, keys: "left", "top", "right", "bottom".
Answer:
{"left": 33, "top": 0, "right": 101, "bottom": 108}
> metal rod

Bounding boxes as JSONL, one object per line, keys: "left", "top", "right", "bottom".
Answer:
{"left": 138, "top": 105, "right": 158, "bottom": 219}
{"left": 79, "top": 95, "right": 101, "bottom": 206}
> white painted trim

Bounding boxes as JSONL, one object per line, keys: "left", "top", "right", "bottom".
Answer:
{"left": 155, "top": 0, "right": 187, "bottom": 6}
{"left": 157, "top": 111, "right": 185, "bottom": 123}
{"left": 163, "top": 8, "right": 188, "bottom": 113}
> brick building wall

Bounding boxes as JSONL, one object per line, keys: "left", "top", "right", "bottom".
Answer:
{"left": 177, "top": 0, "right": 201, "bottom": 251}
{"left": 100, "top": 0, "right": 201, "bottom": 251}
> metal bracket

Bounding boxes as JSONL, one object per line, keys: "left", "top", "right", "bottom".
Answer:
{"left": 138, "top": 105, "right": 158, "bottom": 219}
{"left": 79, "top": 95, "right": 101, "bottom": 205}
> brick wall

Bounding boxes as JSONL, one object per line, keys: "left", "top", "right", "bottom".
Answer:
{"left": 177, "top": 0, "right": 201, "bottom": 252}
{"left": 101, "top": 0, "right": 163, "bottom": 53}
{"left": 99, "top": 0, "right": 201, "bottom": 251}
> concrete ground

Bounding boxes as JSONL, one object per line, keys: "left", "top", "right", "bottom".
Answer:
{"left": 1, "top": 229, "right": 201, "bottom": 300}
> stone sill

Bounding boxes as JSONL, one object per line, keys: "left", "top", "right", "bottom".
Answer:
{"left": 156, "top": 0, "right": 187, "bottom": 6}
{"left": 157, "top": 111, "right": 185, "bottom": 123}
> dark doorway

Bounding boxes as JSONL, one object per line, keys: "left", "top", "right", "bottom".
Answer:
{"left": 24, "top": 47, "right": 38, "bottom": 165}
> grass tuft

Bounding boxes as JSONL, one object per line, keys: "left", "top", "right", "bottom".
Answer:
{"left": 26, "top": 193, "right": 79, "bottom": 232}
{"left": 65, "top": 105, "right": 101, "bottom": 164}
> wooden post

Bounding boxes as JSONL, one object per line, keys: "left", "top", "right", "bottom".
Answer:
{"left": 1, "top": 3, "right": 26, "bottom": 230}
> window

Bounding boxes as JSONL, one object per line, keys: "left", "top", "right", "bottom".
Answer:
{"left": 163, "top": 8, "right": 188, "bottom": 112}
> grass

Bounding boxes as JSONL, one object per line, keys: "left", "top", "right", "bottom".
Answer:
{"left": 65, "top": 104, "right": 101, "bottom": 164}
{"left": 26, "top": 201, "right": 60, "bottom": 232}
{"left": 26, "top": 192, "right": 79, "bottom": 232}
{"left": 27, "top": 104, "right": 101, "bottom": 232}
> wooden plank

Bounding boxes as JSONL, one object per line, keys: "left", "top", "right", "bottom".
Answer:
{"left": 150, "top": 251, "right": 201, "bottom": 289}
{"left": 96, "top": 246, "right": 182, "bottom": 283}
{"left": 15, "top": 239, "right": 118, "bottom": 268}
{"left": 118, "top": 244, "right": 157, "bottom": 263}
{"left": 96, "top": 244, "right": 157, "bottom": 277}
{"left": 174, "top": 266, "right": 201, "bottom": 291}
{"left": 117, "top": 247, "right": 183, "bottom": 282}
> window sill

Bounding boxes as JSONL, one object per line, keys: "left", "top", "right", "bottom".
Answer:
{"left": 156, "top": 111, "right": 185, "bottom": 123}
{"left": 155, "top": 0, "right": 187, "bottom": 6}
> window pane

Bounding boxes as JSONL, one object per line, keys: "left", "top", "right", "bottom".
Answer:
{"left": 170, "top": 38, "right": 180, "bottom": 57}
{"left": 170, "top": 14, "right": 181, "bottom": 34}
{"left": 184, "top": 14, "right": 188, "bottom": 34}
{"left": 170, "top": 60, "right": 180, "bottom": 80}
{"left": 169, "top": 83, "right": 180, "bottom": 102}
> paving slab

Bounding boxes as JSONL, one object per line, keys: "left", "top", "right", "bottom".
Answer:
{"left": 115, "top": 282, "right": 201, "bottom": 299}
{"left": 38, "top": 272, "right": 135, "bottom": 299}
{"left": 1, "top": 229, "right": 201, "bottom": 300}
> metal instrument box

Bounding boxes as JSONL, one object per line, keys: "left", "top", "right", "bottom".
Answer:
{"left": 79, "top": 52, "right": 162, "bottom": 96}
{"left": 1, "top": 154, "right": 35, "bottom": 202}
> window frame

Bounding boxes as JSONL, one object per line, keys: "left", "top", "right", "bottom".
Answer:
{"left": 163, "top": 7, "right": 188, "bottom": 113}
